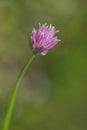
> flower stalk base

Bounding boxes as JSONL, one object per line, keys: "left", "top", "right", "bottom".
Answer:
{"left": 2, "top": 54, "right": 36, "bottom": 130}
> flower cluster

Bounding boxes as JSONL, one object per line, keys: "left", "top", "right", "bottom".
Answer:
{"left": 30, "top": 23, "right": 60, "bottom": 55}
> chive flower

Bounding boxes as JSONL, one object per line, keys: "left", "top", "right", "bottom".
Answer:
{"left": 2, "top": 23, "right": 61, "bottom": 130}
{"left": 30, "top": 23, "right": 60, "bottom": 55}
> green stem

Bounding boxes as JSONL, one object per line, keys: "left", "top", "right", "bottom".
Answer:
{"left": 2, "top": 54, "right": 36, "bottom": 130}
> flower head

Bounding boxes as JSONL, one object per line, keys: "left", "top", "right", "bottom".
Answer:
{"left": 30, "top": 23, "right": 60, "bottom": 55}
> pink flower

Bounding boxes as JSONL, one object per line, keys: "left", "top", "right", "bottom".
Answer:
{"left": 30, "top": 23, "right": 60, "bottom": 55}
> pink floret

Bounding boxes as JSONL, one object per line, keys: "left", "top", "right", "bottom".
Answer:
{"left": 30, "top": 23, "right": 60, "bottom": 55}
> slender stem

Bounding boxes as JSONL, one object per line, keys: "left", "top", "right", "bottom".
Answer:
{"left": 2, "top": 54, "right": 36, "bottom": 130}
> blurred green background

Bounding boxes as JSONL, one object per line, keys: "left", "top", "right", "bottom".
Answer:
{"left": 0, "top": 0, "right": 87, "bottom": 130}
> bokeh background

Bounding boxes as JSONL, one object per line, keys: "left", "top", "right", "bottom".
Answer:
{"left": 0, "top": 0, "right": 87, "bottom": 130}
